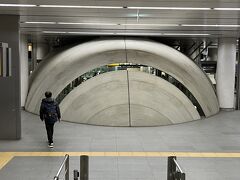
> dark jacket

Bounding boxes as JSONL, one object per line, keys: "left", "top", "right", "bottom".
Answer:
{"left": 40, "top": 97, "right": 61, "bottom": 124}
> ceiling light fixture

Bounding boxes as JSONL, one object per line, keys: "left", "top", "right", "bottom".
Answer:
{"left": 0, "top": 4, "right": 36, "bottom": 7}
{"left": 162, "top": 33, "right": 210, "bottom": 36}
{"left": 41, "top": 31, "right": 211, "bottom": 36}
{"left": 127, "top": 7, "right": 211, "bottom": 10}
{"left": 121, "top": 23, "right": 179, "bottom": 26}
{"left": 214, "top": 8, "right": 240, "bottom": 10}
{"left": 182, "top": 24, "right": 240, "bottom": 27}
{"left": 23, "top": 21, "right": 180, "bottom": 26}
{"left": 24, "top": 21, "right": 56, "bottom": 24}
{"left": 1, "top": 4, "right": 240, "bottom": 11}
{"left": 39, "top": 5, "right": 123, "bottom": 9}
{"left": 67, "top": 32, "right": 115, "bottom": 35}
{"left": 43, "top": 31, "right": 67, "bottom": 33}
{"left": 57, "top": 22, "right": 118, "bottom": 25}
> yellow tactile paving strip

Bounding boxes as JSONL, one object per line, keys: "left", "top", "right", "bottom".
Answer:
{"left": 0, "top": 153, "right": 14, "bottom": 170}
{"left": 1, "top": 152, "right": 240, "bottom": 170}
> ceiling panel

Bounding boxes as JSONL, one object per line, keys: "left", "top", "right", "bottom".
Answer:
{"left": 0, "top": 0, "right": 240, "bottom": 37}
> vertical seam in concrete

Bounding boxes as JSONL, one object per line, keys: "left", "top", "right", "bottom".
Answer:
{"left": 237, "top": 38, "right": 240, "bottom": 110}
{"left": 126, "top": 71, "right": 132, "bottom": 127}
{"left": 124, "top": 39, "right": 132, "bottom": 127}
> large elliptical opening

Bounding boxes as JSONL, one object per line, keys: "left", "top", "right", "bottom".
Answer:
{"left": 56, "top": 63, "right": 205, "bottom": 117}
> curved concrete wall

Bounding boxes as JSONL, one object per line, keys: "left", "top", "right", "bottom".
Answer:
{"left": 25, "top": 38, "right": 219, "bottom": 122}
{"left": 61, "top": 71, "right": 200, "bottom": 126}
{"left": 61, "top": 71, "right": 129, "bottom": 126}
{"left": 128, "top": 71, "right": 200, "bottom": 126}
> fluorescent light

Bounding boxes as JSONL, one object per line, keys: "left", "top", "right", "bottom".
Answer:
{"left": 121, "top": 23, "right": 179, "bottom": 26}
{"left": 23, "top": 21, "right": 179, "bottom": 26}
{"left": 108, "top": 32, "right": 210, "bottom": 36}
{"left": 43, "top": 31, "right": 66, "bottom": 33}
{"left": 57, "top": 22, "right": 118, "bottom": 25}
{"left": 1, "top": 4, "right": 240, "bottom": 11}
{"left": 0, "top": 4, "right": 36, "bottom": 7}
{"left": 214, "top": 8, "right": 240, "bottom": 11}
{"left": 162, "top": 33, "right": 210, "bottom": 36}
{"left": 39, "top": 5, "right": 123, "bottom": 9}
{"left": 23, "top": 21, "right": 117, "bottom": 25}
{"left": 42, "top": 31, "right": 114, "bottom": 35}
{"left": 24, "top": 21, "right": 56, "bottom": 24}
{"left": 68, "top": 32, "right": 115, "bottom": 35}
{"left": 127, "top": 7, "right": 211, "bottom": 10}
{"left": 41, "top": 31, "right": 211, "bottom": 36}
{"left": 182, "top": 24, "right": 216, "bottom": 27}
{"left": 182, "top": 24, "right": 240, "bottom": 27}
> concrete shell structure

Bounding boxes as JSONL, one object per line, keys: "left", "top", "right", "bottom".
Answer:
{"left": 25, "top": 38, "right": 219, "bottom": 126}
{"left": 61, "top": 71, "right": 200, "bottom": 126}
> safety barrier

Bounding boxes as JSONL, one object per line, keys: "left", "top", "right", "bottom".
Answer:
{"left": 53, "top": 155, "right": 185, "bottom": 180}
{"left": 53, "top": 154, "right": 69, "bottom": 180}
{"left": 167, "top": 156, "right": 186, "bottom": 180}
{"left": 74, "top": 155, "right": 89, "bottom": 180}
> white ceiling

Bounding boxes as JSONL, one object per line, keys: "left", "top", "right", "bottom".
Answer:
{"left": 1, "top": 0, "right": 240, "bottom": 38}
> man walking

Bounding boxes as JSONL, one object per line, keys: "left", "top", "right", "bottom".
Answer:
{"left": 40, "top": 91, "right": 61, "bottom": 148}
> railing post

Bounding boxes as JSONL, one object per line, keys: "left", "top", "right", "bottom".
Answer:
{"left": 73, "top": 169, "right": 80, "bottom": 180}
{"left": 167, "top": 156, "right": 176, "bottom": 180}
{"left": 181, "top": 173, "right": 186, "bottom": 180}
{"left": 65, "top": 155, "right": 69, "bottom": 180}
{"left": 176, "top": 172, "right": 181, "bottom": 180}
{"left": 80, "top": 155, "right": 89, "bottom": 180}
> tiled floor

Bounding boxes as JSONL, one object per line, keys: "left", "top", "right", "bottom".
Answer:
{"left": 0, "top": 110, "right": 240, "bottom": 179}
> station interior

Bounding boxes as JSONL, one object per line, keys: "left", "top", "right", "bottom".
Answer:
{"left": 1, "top": 0, "right": 240, "bottom": 179}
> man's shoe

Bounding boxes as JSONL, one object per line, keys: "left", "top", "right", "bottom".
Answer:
{"left": 48, "top": 143, "right": 54, "bottom": 148}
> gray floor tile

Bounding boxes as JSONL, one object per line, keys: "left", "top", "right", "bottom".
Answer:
{"left": 1, "top": 110, "right": 240, "bottom": 179}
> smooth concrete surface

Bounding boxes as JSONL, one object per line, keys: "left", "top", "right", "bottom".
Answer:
{"left": 61, "top": 71, "right": 200, "bottom": 126}
{"left": 216, "top": 38, "right": 236, "bottom": 109}
{"left": 1, "top": 110, "right": 240, "bottom": 180}
{"left": 61, "top": 71, "right": 130, "bottom": 126}
{"left": 0, "top": 15, "right": 21, "bottom": 139}
{"left": 20, "top": 34, "right": 28, "bottom": 107}
{"left": 128, "top": 71, "right": 200, "bottom": 126}
{"left": 25, "top": 39, "right": 219, "bottom": 120}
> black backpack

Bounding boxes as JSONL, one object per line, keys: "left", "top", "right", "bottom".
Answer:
{"left": 44, "top": 102, "right": 58, "bottom": 122}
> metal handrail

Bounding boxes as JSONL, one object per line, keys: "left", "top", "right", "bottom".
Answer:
{"left": 167, "top": 156, "right": 185, "bottom": 180}
{"left": 53, "top": 154, "right": 69, "bottom": 180}
{"left": 173, "top": 158, "right": 183, "bottom": 173}
{"left": 193, "top": 41, "right": 212, "bottom": 61}
{"left": 188, "top": 41, "right": 204, "bottom": 56}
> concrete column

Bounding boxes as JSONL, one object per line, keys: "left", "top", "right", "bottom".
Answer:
{"left": 0, "top": 15, "right": 21, "bottom": 139}
{"left": 20, "top": 34, "right": 29, "bottom": 107}
{"left": 216, "top": 38, "right": 236, "bottom": 110}
{"left": 30, "top": 41, "right": 49, "bottom": 70}
{"left": 32, "top": 42, "right": 37, "bottom": 71}
{"left": 36, "top": 42, "right": 49, "bottom": 61}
